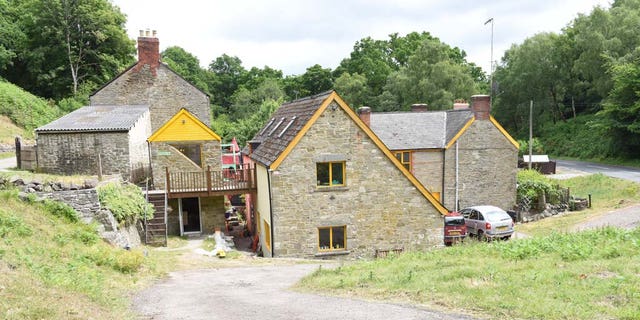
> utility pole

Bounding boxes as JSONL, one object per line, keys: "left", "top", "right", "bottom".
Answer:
{"left": 529, "top": 100, "right": 533, "bottom": 170}
{"left": 485, "top": 18, "right": 494, "bottom": 103}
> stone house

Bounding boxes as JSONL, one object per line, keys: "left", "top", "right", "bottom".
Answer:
{"left": 362, "top": 95, "right": 519, "bottom": 211}
{"left": 35, "top": 105, "right": 150, "bottom": 177}
{"left": 245, "top": 91, "right": 448, "bottom": 259}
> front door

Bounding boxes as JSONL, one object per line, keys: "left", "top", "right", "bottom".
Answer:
{"left": 181, "top": 197, "right": 201, "bottom": 234}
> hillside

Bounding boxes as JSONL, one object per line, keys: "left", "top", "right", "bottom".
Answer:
{"left": 0, "top": 81, "right": 61, "bottom": 139}
{"left": 0, "top": 188, "right": 153, "bottom": 319}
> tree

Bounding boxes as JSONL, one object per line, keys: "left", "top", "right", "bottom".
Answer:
{"left": 382, "top": 38, "right": 477, "bottom": 110}
{"left": 5, "top": 0, "right": 134, "bottom": 99}
{"left": 333, "top": 72, "right": 370, "bottom": 109}
{"left": 162, "top": 46, "right": 210, "bottom": 94}
{"left": 300, "top": 64, "right": 333, "bottom": 96}
{"left": 0, "top": 0, "right": 24, "bottom": 73}
{"left": 208, "top": 54, "right": 246, "bottom": 111}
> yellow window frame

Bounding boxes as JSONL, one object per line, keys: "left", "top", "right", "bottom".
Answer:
{"left": 316, "top": 161, "right": 346, "bottom": 187}
{"left": 394, "top": 151, "right": 412, "bottom": 172}
{"left": 318, "top": 226, "right": 346, "bottom": 251}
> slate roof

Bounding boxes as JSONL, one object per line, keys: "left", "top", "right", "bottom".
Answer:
{"left": 370, "top": 109, "right": 473, "bottom": 150}
{"left": 35, "top": 105, "right": 149, "bottom": 133}
{"left": 249, "top": 91, "right": 333, "bottom": 167}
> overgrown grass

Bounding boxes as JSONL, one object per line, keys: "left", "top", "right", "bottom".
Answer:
{"left": 297, "top": 228, "right": 640, "bottom": 319}
{"left": 96, "top": 182, "right": 154, "bottom": 224}
{"left": 518, "top": 173, "right": 640, "bottom": 237}
{"left": 0, "top": 81, "right": 61, "bottom": 133}
{"left": 0, "top": 115, "right": 27, "bottom": 144}
{"left": 0, "top": 189, "right": 173, "bottom": 319}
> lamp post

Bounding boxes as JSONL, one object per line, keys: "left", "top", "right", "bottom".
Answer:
{"left": 484, "top": 18, "right": 494, "bottom": 104}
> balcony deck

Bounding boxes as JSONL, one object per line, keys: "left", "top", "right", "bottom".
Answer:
{"left": 165, "top": 164, "right": 256, "bottom": 199}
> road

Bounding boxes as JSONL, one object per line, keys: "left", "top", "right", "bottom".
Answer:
{"left": 555, "top": 159, "right": 640, "bottom": 183}
{"left": 132, "top": 263, "right": 475, "bottom": 320}
{"left": 0, "top": 155, "right": 16, "bottom": 171}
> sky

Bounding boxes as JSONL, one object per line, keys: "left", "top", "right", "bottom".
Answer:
{"left": 110, "top": 0, "right": 612, "bottom": 76}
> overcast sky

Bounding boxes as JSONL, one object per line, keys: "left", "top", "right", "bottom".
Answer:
{"left": 110, "top": 0, "right": 612, "bottom": 76}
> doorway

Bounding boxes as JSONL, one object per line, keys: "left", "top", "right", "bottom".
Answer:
{"left": 180, "top": 197, "right": 201, "bottom": 234}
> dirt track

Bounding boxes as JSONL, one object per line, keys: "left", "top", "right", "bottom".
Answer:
{"left": 132, "top": 262, "right": 475, "bottom": 320}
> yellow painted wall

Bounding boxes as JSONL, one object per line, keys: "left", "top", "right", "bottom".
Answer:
{"left": 255, "top": 164, "right": 273, "bottom": 257}
{"left": 148, "top": 110, "right": 221, "bottom": 142}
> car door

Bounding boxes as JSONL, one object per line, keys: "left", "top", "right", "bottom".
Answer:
{"left": 465, "top": 210, "right": 478, "bottom": 235}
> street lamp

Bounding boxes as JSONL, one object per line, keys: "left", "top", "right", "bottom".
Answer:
{"left": 484, "top": 17, "right": 494, "bottom": 104}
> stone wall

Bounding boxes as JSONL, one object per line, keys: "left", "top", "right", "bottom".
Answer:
{"left": 443, "top": 120, "right": 518, "bottom": 210}
{"left": 412, "top": 150, "right": 443, "bottom": 195}
{"left": 0, "top": 176, "right": 143, "bottom": 248}
{"left": 36, "top": 131, "right": 132, "bottom": 177}
{"left": 90, "top": 64, "right": 210, "bottom": 131}
{"left": 165, "top": 196, "right": 225, "bottom": 235}
{"left": 269, "top": 102, "right": 443, "bottom": 259}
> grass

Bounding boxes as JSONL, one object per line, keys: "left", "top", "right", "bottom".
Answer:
{"left": 517, "top": 173, "right": 640, "bottom": 237}
{"left": 0, "top": 151, "right": 14, "bottom": 159}
{"left": 296, "top": 228, "right": 640, "bottom": 319}
{"left": 0, "top": 170, "right": 116, "bottom": 185}
{"left": 0, "top": 116, "right": 29, "bottom": 144}
{"left": 0, "top": 189, "right": 175, "bottom": 319}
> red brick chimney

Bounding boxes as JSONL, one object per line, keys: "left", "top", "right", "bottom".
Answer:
{"left": 411, "top": 103, "right": 428, "bottom": 112}
{"left": 471, "top": 95, "right": 490, "bottom": 120}
{"left": 135, "top": 29, "right": 160, "bottom": 75}
{"left": 357, "top": 106, "right": 371, "bottom": 126}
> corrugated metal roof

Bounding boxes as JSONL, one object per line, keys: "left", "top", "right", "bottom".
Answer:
{"left": 35, "top": 105, "right": 149, "bottom": 133}
{"left": 370, "top": 109, "right": 473, "bottom": 150}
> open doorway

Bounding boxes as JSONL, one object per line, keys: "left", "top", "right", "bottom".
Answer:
{"left": 180, "top": 197, "right": 201, "bottom": 234}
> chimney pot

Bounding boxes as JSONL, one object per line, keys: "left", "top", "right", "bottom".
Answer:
{"left": 471, "top": 95, "right": 491, "bottom": 120}
{"left": 139, "top": 29, "right": 144, "bottom": 37}
{"left": 357, "top": 106, "right": 371, "bottom": 126}
{"left": 411, "top": 103, "right": 428, "bottom": 112}
{"left": 152, "top": 30, "right": 157, "bottom": 37}
{"left": 453, "top": 99, "right": 470, "bottom": 110}
{"left": 145, "top": 29, "right": 150, "bottom": 37}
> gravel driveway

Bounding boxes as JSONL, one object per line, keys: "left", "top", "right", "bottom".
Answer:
{"left": 132, "top": 263, "right": 475, "bottom": 320}
{"left": 572, "top": 204, "right": 640, "bottom": 231}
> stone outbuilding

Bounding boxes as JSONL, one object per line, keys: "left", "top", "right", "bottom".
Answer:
{"left": 363, "top": 95, "right": 519, "bottom": 211}
{"left": 245, "top": 91, "right": 448, "bottom": 259}
{"left": 35, "top": 105, "right": 150, "bottom": 177}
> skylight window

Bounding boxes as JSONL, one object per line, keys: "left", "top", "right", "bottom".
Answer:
{"left": 268, "top": 118, "right": 285, "bottom": 136}
{"left": 278, "top": 116, "right": 297, "bottom": 137}
{"left": 259, "top": 118, "right": 275, "bottom": 135}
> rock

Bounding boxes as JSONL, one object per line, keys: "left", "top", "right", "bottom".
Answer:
{"left": 10, "top": 176, "right": 24, "bottom": 186}
{"left": 83, "top": 179, "right": 98, "bottom": 189}
{"left": 43, "top": 185, "right": 53, "bottom": 192}
{"left": 51, "top": 183, "right": 62, "bottom": 191}
{"left": 26, "top": 187, "right": 36, "bottom": 193}
{"left": 69, "top": 183, "right": 79, "bottom": 191}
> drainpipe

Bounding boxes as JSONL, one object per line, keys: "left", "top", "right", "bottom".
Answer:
{"left": 455, "top": 141, "right": 459, "bottom": 212}
{"left": 267, "top": 167, "right": 275, "bottom": 257}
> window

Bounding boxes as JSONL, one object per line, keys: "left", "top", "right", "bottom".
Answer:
{"left": 394, "top": 151, "right": 412, "bottom": 171}
{"left": 318, "top": 226, "right": 346, "bottom": 251}
{"left": 170, "top": 144, "right": 202, "bottom": 166}
{"left": 316, "top": 162, "right": 345, "bottom": 186}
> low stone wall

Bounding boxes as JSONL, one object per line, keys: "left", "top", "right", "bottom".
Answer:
{"left": 1, "top": 176, "right": 142, "bottom": 248}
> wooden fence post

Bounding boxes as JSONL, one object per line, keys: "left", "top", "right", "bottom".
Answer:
{"left": 15, "top": 136, "right": 21, "bottom": 169}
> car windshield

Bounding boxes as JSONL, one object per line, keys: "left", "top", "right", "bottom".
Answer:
{"left": 484, "top": 210, "right": 510, "bottom": 220}
{"left": 445, "top": 217, "right": 465, "bottom": 225}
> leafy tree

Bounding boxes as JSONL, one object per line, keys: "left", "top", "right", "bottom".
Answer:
{"left": 0, "top": 0, "right": 24, "bottom": 73}
{"left": 333, "top": 72, "right": 370, "bottom": 109}
{"left": 4, "top": 0, "right": 134, "bottom": 99}
{"left": 229, "top": 78, "right": 285, "bottom": 121}
{"left": 300, "top": 64, "right": 333, "bottom": 96}
{"left": 382, "top": 38, "right": 477, "bottom": 110}
{"left": 208, "top": 54, "right": 246, "bottom": 110}
{"left": 162, "top": 46, "right": 210, "bottom": 94}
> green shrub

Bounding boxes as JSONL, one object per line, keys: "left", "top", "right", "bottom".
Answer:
{"left": 85, "top": 245, "right": 144, "bottom": 273}
{"left": 517, "top": 169, "right": 561, "bottom": 205}
{"left": 97, "top": 182, "right": 154, "bottom": 224}
{"left": 42, "top": 199, "right": 79, "bottom": 223}
{"left": 0, "top": 207, "right": 32, "bottom": 238}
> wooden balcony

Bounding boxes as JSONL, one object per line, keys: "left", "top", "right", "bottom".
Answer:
{"left": 165, "top": 164, "right": 257, "bottom": 199}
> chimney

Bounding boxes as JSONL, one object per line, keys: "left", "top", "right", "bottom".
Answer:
{"left": 453, "top": 99, "right": 469, "bottom": 110}
{"left": 357, "top": 106, "right": 371, "bottom": 126}
{"left": 471, "top": 95, "right": 491, "bottom": 120}
{"left": 411, "top": 103, "right": 428, "bottom": 112}
{"left": 136, "top": 29, "right": 160, "bottom": 75}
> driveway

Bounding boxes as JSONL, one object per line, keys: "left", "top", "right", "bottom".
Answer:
{"left": 0, "top": 156, "right": 16, "bottom": 172}
{"left": 572, "top": 204, "right": 640, "bottom": 231}
{"left": 132, "top": 263, "right": 475, "bottom": 320}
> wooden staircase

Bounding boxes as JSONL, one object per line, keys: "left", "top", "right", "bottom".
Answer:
{"left": 145, "top": 191, "right": 168, "bottom": 246}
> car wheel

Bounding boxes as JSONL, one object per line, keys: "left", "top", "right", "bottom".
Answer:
{"left": 478, "top": 230, "right": 487, "bottom": 241}
{"left": 444, "top": 242, "right": 452, "bottom": 247}
{"left": 502, "top": 236, "right": 511, "bottom": 241}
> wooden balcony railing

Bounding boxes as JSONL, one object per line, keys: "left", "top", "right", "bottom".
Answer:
{"left": 165, "top": 164, "right": 256, "bottom": 198}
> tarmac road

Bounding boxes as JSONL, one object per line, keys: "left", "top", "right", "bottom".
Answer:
{"left": 555, "top": 159, "right": 640, "bottom": 183}
{"left": 132, "top": 263, "right": 475, "bottom": 320}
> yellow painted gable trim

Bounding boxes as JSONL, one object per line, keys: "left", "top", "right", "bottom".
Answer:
{"left": 445, "top": 118, "right": 475, "bottom": 150}
{"left": 148, "top": 108, "right": 221, "bottom": 142}
{"left": 271, "top": 91, "right": 449, "bottom": 215}
{"left": 490, "top": 116, "right": 520, "bottom": 149}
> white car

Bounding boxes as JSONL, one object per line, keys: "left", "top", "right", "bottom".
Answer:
{"left": 460, "top": 205, "right": 514, "bottom": 240}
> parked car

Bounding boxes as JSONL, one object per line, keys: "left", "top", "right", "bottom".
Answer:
{"left": 443, "top": 212, "right": 467, "bottom": 246}
{"left": 460, "top": 205, "right": 514, "bottom": 240}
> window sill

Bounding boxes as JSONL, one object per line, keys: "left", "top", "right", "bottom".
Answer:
{"left": 314, "top": 186, "right": 349, "bottom": 192}
{"left": 315, "top": 250, "right": 350, "bottom": 257}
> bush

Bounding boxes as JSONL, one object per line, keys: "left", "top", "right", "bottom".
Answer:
{"left": 97, "top": 182, "right": 154, "bottom": 224}
{"left": 0, "top": 207, "right": 32, "bottom": 238}
{"left": 42, "top": 199, "right": 79, "bottom": 223}
{"left": 85, "top": 245, "right": 144, "bottom": 273}
{"left": 517, "top": 169, "right": 561, "bottom": 206}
